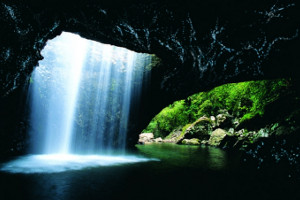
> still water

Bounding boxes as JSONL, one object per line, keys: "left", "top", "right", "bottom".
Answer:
{"left": 0, "top": 144, "right": 299, "bottom": 200}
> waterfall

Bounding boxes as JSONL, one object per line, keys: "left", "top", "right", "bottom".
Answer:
{"left": 0, "top": 35, "right": 157, "bottom": 173}
{"left": 28, "top": 32, "right": 151, "bottom": 155}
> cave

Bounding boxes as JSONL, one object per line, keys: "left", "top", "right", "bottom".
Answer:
{"left": 0, "top": 0, "right": 300, "bottom": 199}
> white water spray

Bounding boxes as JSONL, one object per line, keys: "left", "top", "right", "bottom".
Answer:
{"left": 0, "top": 32, "right": 155, "bottom": 173}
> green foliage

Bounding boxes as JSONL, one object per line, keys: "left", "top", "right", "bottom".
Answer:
{"left": 145, "top": 100, "right": 189, "bottom": 138}
{"left": 143, "top": 79, "right": 290, "bottom": 138}
{"left": 240, "top": 113, "right": 257, "bottom": 123}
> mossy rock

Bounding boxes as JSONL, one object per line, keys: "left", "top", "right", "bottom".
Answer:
{"left": 182, "top": 138, "right": 200, "bottom": 145}
{"left": 184, "top": 117, "right": 213, "bottom": 140}
{"left": 165, "top": 129, "right": 182, "bottom": 140}
{"left": 208, "top": 128, "right": 227, "bottom": 146}
{"left": 164, "top": 130, "right": 183, "bottom": 144}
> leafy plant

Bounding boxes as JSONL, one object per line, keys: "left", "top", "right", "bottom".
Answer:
{"left": 143, "top": 78, "right": 290, "bottom": 138}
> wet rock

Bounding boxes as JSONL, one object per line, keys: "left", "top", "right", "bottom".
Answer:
{"left": 208, "top": 128, "right": 227, "bottom": 146}
{"left": 242, "top": 132, "right": 300, "bottom": 178}
{"left": 182, "top": 138, "right": 200, "bottom": 145}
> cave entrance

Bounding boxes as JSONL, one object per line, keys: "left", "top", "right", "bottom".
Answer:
{"left": 1, "top": 32, "right": 157, "bottom": 173}
{"left": 29, "top": 32, "right": 153, "bottom": 155}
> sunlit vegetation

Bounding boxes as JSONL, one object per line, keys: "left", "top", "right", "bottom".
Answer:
{"left": 143, "top": 79, "right": 291, "bottom": 138}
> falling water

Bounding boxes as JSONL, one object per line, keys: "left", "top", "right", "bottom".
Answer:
{"left": 0, "top": 32, "right": 158, "bottom": 173}
{"left": 28, "top": 32, "right": 151, "bottom": 155}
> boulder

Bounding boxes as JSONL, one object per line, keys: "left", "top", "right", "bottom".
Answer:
{"left": 154, "top": 137, "right": 163, "bottom": 143}
{"left": 138, "top": 133, "right": 154, "bottom": 144}
{"left": 182, "top": 138, "right": 200, "bottom": 145}
{"left": 184, "top": 117, "right": 213, "bottom": 140}
{"left": 208, "top": 128, "right": 227, "bottom": 146}
{"left": 163, "top": 139, "right": 177, "bottom": 143}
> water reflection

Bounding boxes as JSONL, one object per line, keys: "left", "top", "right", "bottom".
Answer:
{"left": 136, "top": 143, "right": 228, "bottom": 170}
{"left": 207, "top": 147, "right": 227, "bottom": 169}
{"left": 0, "top": 154, "right": 158, "bottom": 173}
{"left": 1, "top": 144, "right": 296, "bottom": 200}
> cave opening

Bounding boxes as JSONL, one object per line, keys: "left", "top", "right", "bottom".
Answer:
{"left": 1, "top": 32, "right": 158, "bottom": 173}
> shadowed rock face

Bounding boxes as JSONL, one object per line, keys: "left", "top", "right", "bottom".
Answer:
{"left": 0, "top": 0, "right": 299, "bottom": 153}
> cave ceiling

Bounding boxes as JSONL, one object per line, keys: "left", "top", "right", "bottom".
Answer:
{"left": 0, "top": 0, "right": 299, "bottom": 101}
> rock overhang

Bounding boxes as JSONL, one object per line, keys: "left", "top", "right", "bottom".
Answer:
{"left": 0, "top": 0, "right": 299, "bottom": 151}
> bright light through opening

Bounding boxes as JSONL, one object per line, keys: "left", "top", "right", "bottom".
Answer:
{"left": 0, "top": 32, "right": 155, "bottom": 174}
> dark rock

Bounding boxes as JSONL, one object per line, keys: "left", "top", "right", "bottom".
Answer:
{"left": 242, "top": 130, "right": 300, "bottom": 179}
{"left": 219, "top": 135, "right": 241, "bottom": 149}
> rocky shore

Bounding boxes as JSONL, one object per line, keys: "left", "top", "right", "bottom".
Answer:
{"left": 139, "top": 107, "right": 300, "bottom": 151}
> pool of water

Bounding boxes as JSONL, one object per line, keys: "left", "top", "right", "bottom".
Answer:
{"left": 0, "top": 144, "right": 299, "bottom": 200}
{"left": 0, "top": 154, "right": 159, "bottom": 173}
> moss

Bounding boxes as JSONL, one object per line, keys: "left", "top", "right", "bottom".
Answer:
{"left": 182, "top": 138, "right": 200, "bottom": 145}
{"left": 179, "top": 124, "right": 192, "bottom": 138}
{"left": 164, "top": 128, "right": 182, "bottom": 140}
{"left": 143, "top": 78, "right": 291, "bottom": 138}
{"left": 165, "top": 132, "right": 174, "bottom": 140}
{"left": 240, "top": 113, "right": 257, "bottom": 123}
{"left": 183, "top": 117, "right": 212, "bottom": 140}
{"left": 208, "top": 128, "right": 227, "bottom": 146}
